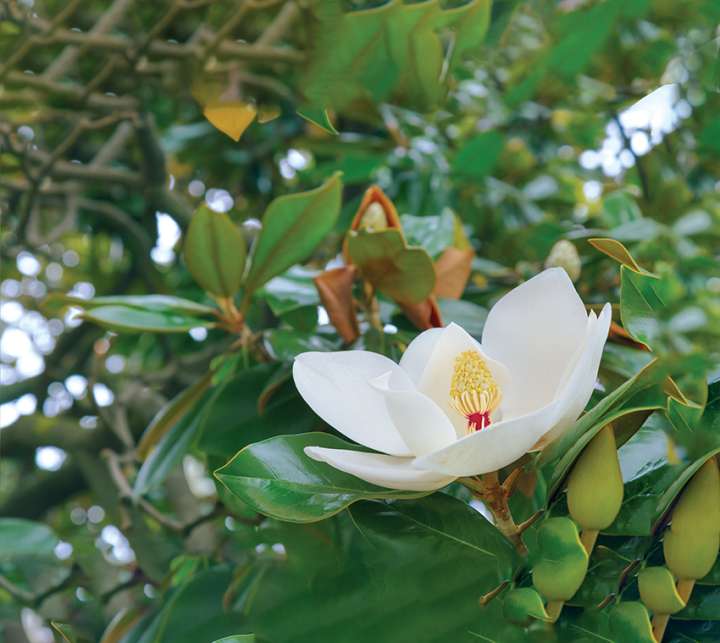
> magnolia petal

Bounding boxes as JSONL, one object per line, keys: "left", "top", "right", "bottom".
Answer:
{"left": 413, "top": 400, "right": 561, "bottom": 477}
{"left": 293, "top": 351, "right": 413, "bottom": 456}
{"left": 399, "top": 327, "right": 444, "bottom": 385}
{"left": 534, "top": 303, "right": 612, "bottom": 448}
{"left": 371, "top": 372, "right": 457, "bottom": 457}
{"left": 482, "top": 268, "right": 589, "bottom": 418}
{"left": 305, "top": 446, "right": 455, "bottom": 491}
{"left": 415, "top": 323, "right": 510, "bottom": 437}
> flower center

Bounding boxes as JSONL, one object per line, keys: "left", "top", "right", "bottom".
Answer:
{"left": 449, "top": 350, "right": 501, "bottom": 432}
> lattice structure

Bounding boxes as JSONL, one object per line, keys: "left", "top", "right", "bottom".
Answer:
{"left": 0, "top": 0, "right": 306, "bottom": 251}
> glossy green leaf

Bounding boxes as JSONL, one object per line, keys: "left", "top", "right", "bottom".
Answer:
{"left": 215, "top": 433, "right": 429, "bottom": 522}
{"left": 347, "top": 228, "right": 436, "bottom": 304}
{"left": 197, "top": 364, "right": 318, "bottom": 459}
{"left": 0, "top": 518, "right": 71, "bottom": 595}
{"left": 620, "top": 265, "right": 669, "bottom": 348}
{"left": 133, "top": 386, "right": 216, "bottom": 497}
{"left": 674, "top": 584, "right": 720, "bottom": 620}
{"left": 297, "top": 105, "right": 337, "bottom": 134}
{"left": 80, "top": 304, "right": 215, "bottom": 334}
{"left": 400, "top": 208, "right": 456, "bottom": 258}
{"left": 244, "top": 173, "right": 342, "bottom": 294}
{"left": 233, "top": 496, "right": 517, "bottom": 643}
{"left": 531, "top": 517, "right": 589, "bottom": 602}
{"left": 138, "top": 372, "right": 214, "bottom": 459}
{"left": 212, "top": 636, "right": 255, "bottom": 643}
{"left": 183, "top": 205, "right": 247, "bottom": 297}
{"left": 49, "top": 294, "right": 217, "bottom": 316}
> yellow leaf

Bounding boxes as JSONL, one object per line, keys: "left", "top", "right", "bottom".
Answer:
{"left": 203, "top": 102, "right": 257, "bottom": 141}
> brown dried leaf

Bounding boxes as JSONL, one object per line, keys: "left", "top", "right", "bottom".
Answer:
{"left": 434, "top": 247, "right": 474, "bottom": 299}
{"left": 314, "top": 266, "right": 360, "bottom": 343}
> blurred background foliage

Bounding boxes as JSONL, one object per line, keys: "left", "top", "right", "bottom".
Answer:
{"left": 0, "top": 0, "right": 719, "bottom": 641}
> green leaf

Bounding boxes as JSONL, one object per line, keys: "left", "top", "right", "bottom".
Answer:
{"left": 244, "top": 173, "right": 342, "bottom": 295}
{"left": 233, "top": 496, "right": 517, "bottom": 643}
{"left": 0, "top": 518, "right": 71, "bottom": 596}
{"left": 138, "top": 372, "right": 214, "bottom": 459}
{"left": 302, "top": 0, "right": 491, "bottom": 113}
{"left": 601, "top": 190, "right": 643, "bottom": 226}
{"left": 197, "top": 364, "right": 318, "bottom": 459}
{"left": 674, "top": 584, "right": 720, "bottom": 620}
{"left": 400, "top": 208, "right": 456, "bottom": 258}
{"left": 620, "top": 265, "right": 669, "bottom": 349}
{"left": 347, "top": 228, "right": 436, "bottom": 304}
{"left": 133, "top": 386, "right": 216, "bottom": 497}
{"left": 48, "top": 294, "right": 217, "bottom": 316}
{"left": 183, "top": 205, "right": 247, "bottom": 297}
{"left": 51, "top": 622, "right": 78, "bottom": 643}
{"left": 297, "top": 105, "right": 337, "bottom": 134}
{"left": 80, "top": 304, "right": 215, "bottom": 334}
{"left": 537, "top": 357, "right": 665, "bottom": 500}
{"left": 452, "top": 131, "right": 504, "bottom": 179}
{"left": 214, "top": 433, "right": 429, "bottom": 523}
{"left": 212, "top": 636, "right": 255, "bottom": 643}
{"left": 531, "top": 517, "right": 589, "bottom": 602}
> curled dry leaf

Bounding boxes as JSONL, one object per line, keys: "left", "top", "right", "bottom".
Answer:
{"left": 314, "top": 265, "right": 360, "bottom": 343}
{"left": 433, "top": 247, "right": 474, "bottom": 299}
{"left": 401, "top": 296, "right": 443, "bottom": 330}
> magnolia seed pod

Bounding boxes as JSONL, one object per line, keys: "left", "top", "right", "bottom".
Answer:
{"left": 664, "top": 458, "right": 720, "bottom": 580}
{"left": 637, "top": 566, "right": 686, "bottom": 614}
{"left": 567, "top": 425, "right": 624, "bottom": 530}
{"left": 532, "top": 517, "right": 589, "bottom": 602}
{"left": 545, "top": 239, "right": 581, "bottom": 282}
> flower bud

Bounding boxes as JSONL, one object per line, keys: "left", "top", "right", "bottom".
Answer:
{"left": 566, "top": 425, "right": 623, "bottom": 530}
{"left": 638, "top": 566, "right": 686, "bottom": 614}
{"left": 610, "top": 602, "right": 655, "bottom": 643}
{"left": 663, "top": 458, "right": 720, "bottom": 580}
{"left": 358, "top": 202, "right": 389, "bottom": 232}
{"left": 545, "top": 239, "right": 581, "bottom": 282}
{"left": 503, "top": 588, "right": 550, "bottom": 625}
{"left": 532, "top": 517, "right": 588, "bottom": 601}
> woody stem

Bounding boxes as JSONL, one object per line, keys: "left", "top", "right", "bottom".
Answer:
{"left": 462, "top": 472, "right": 527, "bottom": 555}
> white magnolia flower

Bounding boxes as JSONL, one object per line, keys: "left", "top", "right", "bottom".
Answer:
{"left": 293, "top": 268, "right": 611, "bottom": 491}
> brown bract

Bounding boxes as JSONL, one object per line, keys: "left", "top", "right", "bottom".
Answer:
{"left": 314, "top": 266, "right": 360, "bottom": 343}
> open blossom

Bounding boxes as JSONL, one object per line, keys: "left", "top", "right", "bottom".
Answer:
{"left": 293, "top": 268, "right": 612, "bottom": 491}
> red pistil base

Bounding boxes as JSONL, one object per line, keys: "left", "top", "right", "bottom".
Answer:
{"left": 467, "top": 411, "right": 491, "bottom": 431}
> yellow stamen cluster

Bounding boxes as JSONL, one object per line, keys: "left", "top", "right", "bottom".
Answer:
{"left": 449, "top": 350, "right": 501, "bottom": 427}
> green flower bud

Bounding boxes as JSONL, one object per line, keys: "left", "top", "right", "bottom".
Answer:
{"left": 567, "top": 425, "right": 624, "bottom": 530}
{"left": 545, "top": 239, "right": 581, "bottom": 282}
{"left": 532, "top": 517, "right": 589, "bottom": 601}
{"left": 638, "top": 566, "right": 686, "bottom": 614}
{"left": 610, "top": 602, "right": 655, "bottom": 643}
{"left": 664, "top": 458, "right": 720, "bottom": 580}
{"left": 503, "top": 588, "right": 550, "bottom": 626}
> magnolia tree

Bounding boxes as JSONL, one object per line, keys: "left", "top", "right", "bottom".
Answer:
{"left": 1, "top": 1, "right": 719, "bottom": 642}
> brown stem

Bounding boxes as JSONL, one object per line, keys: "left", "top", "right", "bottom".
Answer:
{"left": 462, "top": 472, "right": 527, "bottom": 554}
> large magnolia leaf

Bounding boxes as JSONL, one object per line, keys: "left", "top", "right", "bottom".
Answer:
{"left": 232, "top": 495, "right": 518, "bottom": 643}
{"left": 214, "top": 433, "right": 429, "bottom": 522}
